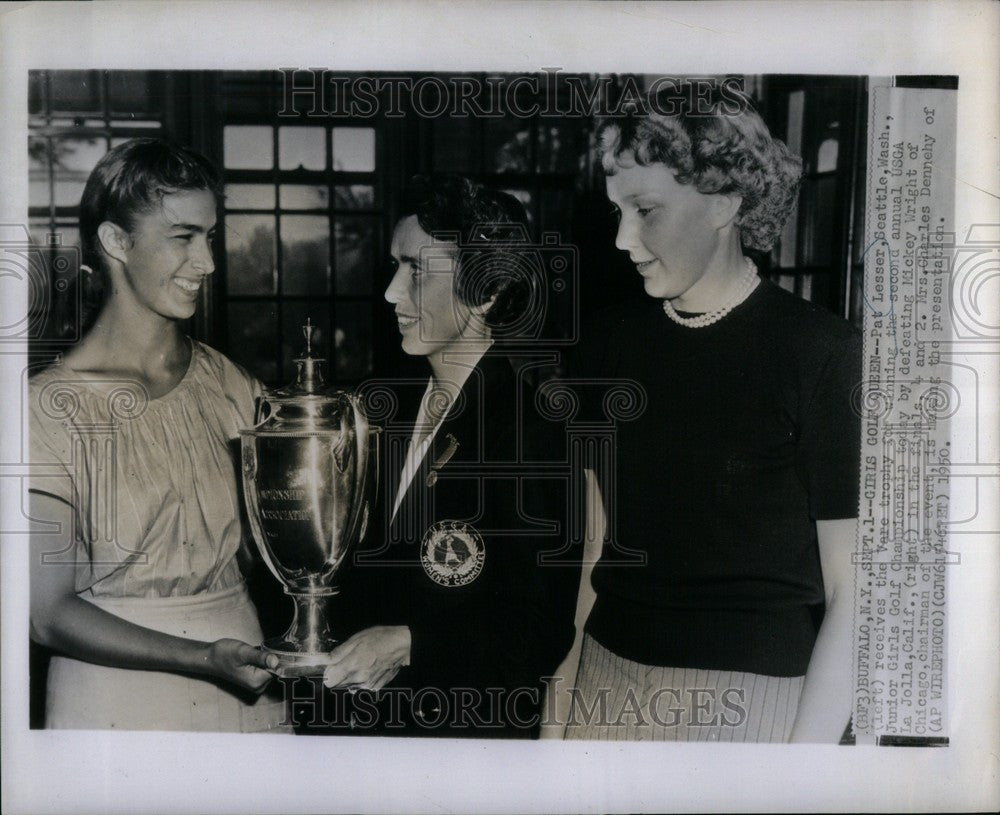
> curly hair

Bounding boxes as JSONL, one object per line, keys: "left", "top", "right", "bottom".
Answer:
{"left": 598, "top": 84, "right": 802, "bottom": 252}
{"left": 400, "top": 174, "right": 539, "bottom": 334}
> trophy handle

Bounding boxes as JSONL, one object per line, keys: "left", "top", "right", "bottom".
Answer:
{"left": 347, "top": 393, "right": 373, "bottom": 543}
{"left": 254, "top": 395, "right": 273, "bottom": 426}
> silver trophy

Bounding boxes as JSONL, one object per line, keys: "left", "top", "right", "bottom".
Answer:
{"left": 240, "top": 321, "right": 379, "bottom": 677}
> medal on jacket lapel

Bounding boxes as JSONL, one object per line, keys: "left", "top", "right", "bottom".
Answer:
{"left": 426, "top": 432, "right": 459, "bottom": 487}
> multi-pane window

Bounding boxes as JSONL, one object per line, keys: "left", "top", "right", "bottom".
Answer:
{"left": 428, "top": 75, "right": 591, "bottom": 241}
{"left": 27, "top": 71, "right": 166, "bottom": 351}
{"left": 764, "top": 76, "right": 866, "bottom": 321}
{"left": 219, "top": 122, "right": 380, "bottom": 386}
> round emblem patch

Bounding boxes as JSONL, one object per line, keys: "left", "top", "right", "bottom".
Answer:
{"left": 420, "top": 521, "right": 485, "bottom": 587}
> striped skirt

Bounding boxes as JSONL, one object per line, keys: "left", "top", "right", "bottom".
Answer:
{"left": 564, "top": 634, "right": 804, "bottom": 742}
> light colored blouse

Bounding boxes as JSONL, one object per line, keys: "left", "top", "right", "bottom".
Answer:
{"left": 28, "top": 340, "right": 261, "bottom": 599}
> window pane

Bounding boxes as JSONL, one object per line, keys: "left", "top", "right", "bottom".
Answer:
{"left": 334, "top": 216, "right": 377, "bottom": 295}
{"left": 30, "top": 178, "right": 51, "bottom": 210}
{"left": 335, "top": 304, "right": 373, "bottom": 381}
{"left": 332, "top": 127, "right": 375, "bottom": 171}
{"left": 279, "top": 126, "right": 326, "bottom": 171}
{"left": 282, "top": 303, "right": 331, "bottom": 383}
{"left": 226, "top": 215, "right": 276, "bottom": 294}
{"left": 221, "top": 88, "right": 273, "bottom": 116}
{"left": 54, "top": 180, "right": 87, "bottom": 208}
{"left": 51, "top": 134, "right": 105, "bottom": 207}
{"left": 39, "top": 134, "right": 105, "bottom": 209}
{"left": 334, "top": 185, "right": 375, "bottom": 210}
{"left": 487, "top": 119, "right": 532, "bottom": 174}
{"left": 280, "top": 185, "right": 328, "bottom": 210}
{"left": 110, "top": 120, "right": 162, "bottom": 130}
{"left": 433, "top": 117, "right": 479, "bottom": 173}
{"left": 220, "top": 74, "right": 274, "bottom": 116}
{"left": 536, "top": 123, "right": 583, "bottom": 174}
{"left": 281, "top": 215, "right": 329, "bottom": 296}
{"left": 29, "top": 137, "right": 48, "bottom": 172}
{"left": 804, "top": 87, "right": 844, "bottom": 172}
{"left": 29, "top": 72, "right": 45, "bottom": 114}
{"left": 49, "top": 71, "right": 101, "bottom": 113}
{"left": 54, "top": 136, "right": 107, "bottom": 173}
{"left": 800, "top": 176, "right": 836, "bottom": 268}
{"left": 225, "top": 184, "right": 275, "bottom": 210}
{"left": 777, "top": 199, "right": 800, "bottom": 269}
{"left": 538, "top": 189, "right": 572, "bottom": 236}
{"left": 785, "top": 90, "right": 805, "bottom": 158}
{"left": 816, "top": 137, "right": 839, "bottom": 173}
{"left": 224, "top": 125, "right": 273, "bottom": 169}
{"left": 227, "top": 301, "right": 279, "bottom": 384}
{"left": 107, "top": 72, "right": 157, "bottom": 114}
{"left": 29, "top": 137, "right": 50, "bottom": 209}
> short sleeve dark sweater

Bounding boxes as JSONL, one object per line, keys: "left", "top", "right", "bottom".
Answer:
{"left": 577, "top": 279, "right": 862, "bottom": 676}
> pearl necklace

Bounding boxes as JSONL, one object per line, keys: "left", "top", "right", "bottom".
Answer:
{"left": 662, "top": 257, "right": 760, "bottom": 328}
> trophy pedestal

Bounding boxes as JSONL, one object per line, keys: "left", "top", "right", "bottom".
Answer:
{"left": 262, "top": 641, "right": 341, "bottom": 678}
{"left": 263, "top": 590, "right": 341, "bottom": 678}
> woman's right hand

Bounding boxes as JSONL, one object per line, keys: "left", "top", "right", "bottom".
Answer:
{"left": 29, "top": 492, "right": 281, "bottom": 694}
{"left": 203, "top": 639, "right": 280, "bottom": 693}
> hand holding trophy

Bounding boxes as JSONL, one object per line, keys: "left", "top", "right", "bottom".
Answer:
{"left": 240, "top": 321, "right": 379, "bottom": 677}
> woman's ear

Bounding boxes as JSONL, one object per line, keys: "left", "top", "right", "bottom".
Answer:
{"left": 710, "top": 194, "right": 743, "bottom": 230}
{"left": 96, "top": 221, "right": 132, "bottom": 267}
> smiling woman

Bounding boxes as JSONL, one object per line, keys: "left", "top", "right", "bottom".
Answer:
{"left": 304, "top": 175, "right": 579, "bottom": 738}
{"left": 566, "top": 86, "right": 862, "bottom": 743}
{"left": 99, "top": 188, "right": 217, "bottom": 321}
{"left": 27, "top": 139, "right": 288, "bottom": 732}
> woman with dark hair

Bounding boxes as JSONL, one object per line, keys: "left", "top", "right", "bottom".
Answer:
{"left": 315, "top": 175, "right": 578, "bottom": 737}
{"left": 28, "top": 138, "right": 285, "bottom": 731}
{"left": 564, "top": 84, "right": 861, "bottom": 742}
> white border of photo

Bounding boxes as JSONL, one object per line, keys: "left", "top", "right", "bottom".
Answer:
{"left": 1, "top": 2, "right": 997, "bottom": 813}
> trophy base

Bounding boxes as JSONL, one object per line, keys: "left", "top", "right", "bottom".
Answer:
{"left": 262, "top": 638, "right": 340, "bottom": 679}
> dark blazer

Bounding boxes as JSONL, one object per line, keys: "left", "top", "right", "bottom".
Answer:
{"left": 301, "top": 348, "right": 579, "bottom": 738}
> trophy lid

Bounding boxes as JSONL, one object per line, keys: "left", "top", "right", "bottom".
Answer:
{"left": 289, "top": 318, "right": 325, "bottom": 396}
{"left": 254, "top": 320, "right": 348, "bottom": 430}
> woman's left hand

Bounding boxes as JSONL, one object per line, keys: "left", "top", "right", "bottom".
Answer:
{"left": 322, "top": 626, "right": 411, "bottom": 691}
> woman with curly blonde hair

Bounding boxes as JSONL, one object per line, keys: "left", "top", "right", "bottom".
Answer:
{"left": 565, "top": 83, "right": 861, "bottom": 742}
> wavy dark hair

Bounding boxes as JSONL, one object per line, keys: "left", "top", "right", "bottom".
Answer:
{"left": 400, "top": 174, "right": 538, "bottom": 334}
{"left": 598, "top": 82, "right": 802, "bottom": 252}
{"left": 77, "top": 138, "right": 222, "bottom": 328}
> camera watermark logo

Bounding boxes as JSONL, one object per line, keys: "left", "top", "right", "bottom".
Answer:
{"left": 0, "top": 224, "right": 82, "bottom": 345}
{"left": 410, "top": 225, "right": 579, "bottom": 348}
{"left": 944, "top": 224, "right": 1000, "bottom": 341}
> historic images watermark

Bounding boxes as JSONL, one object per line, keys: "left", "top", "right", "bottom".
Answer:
{"left": 282, "top": 678, "right": 748, "bottom": 733}
{"left": 277, "top": 70, "right": 749, "bottom": 120}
